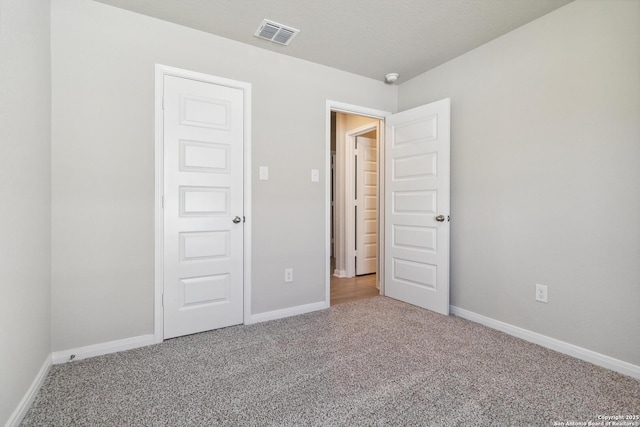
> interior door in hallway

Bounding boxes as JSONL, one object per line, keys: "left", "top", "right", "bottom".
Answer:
{"left": 384, "top": 99, "right": 450, "bottom": 315}
{"left": 163, "top": 75, "right": 244, "bottom": 339}
{"left": 355, "top": 136, "right": 377, "bottom": 276}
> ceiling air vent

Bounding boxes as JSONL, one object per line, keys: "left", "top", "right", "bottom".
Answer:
{"left": 255, "top": 19, "right": 300, "bottom": 46}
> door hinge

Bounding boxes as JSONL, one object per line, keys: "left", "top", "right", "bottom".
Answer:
{"left": 161, "top": 195, "right": 165, "bottom": 208}
{"left": 243, "top": 216, "right": 246, "bottom": 223}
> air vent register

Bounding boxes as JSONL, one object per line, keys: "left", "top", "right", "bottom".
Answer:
{"left": 254, "top": 19, "right": 300, "bottom": 46}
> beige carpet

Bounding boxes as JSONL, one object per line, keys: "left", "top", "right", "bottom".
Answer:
{"left": 22, "top": 297, "right": 640, "bottom": 426}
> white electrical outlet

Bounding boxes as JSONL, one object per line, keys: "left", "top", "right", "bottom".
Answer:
{"left": 535, "top": 284, "right": 548, "bottom": 303}
{"left": 284, "top": 268, "right": 293, "bottom": 283}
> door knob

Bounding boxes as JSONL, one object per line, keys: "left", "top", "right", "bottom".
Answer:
{"left": 232, "top": 216, "right": 242, "bottom": 224}
{"left": 435, "top": 215, "right": 445, "bottom": 222}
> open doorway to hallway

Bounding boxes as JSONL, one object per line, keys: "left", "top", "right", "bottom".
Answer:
{"left": 330, "top": 111, "right": 381, "bottom": 305}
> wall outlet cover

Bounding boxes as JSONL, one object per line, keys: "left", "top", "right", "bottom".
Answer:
{"left": 284, "top": 268, "right": 293, "bottom": 283}
{"left": 535, "top": 284, "right": 548, "bottom": 303}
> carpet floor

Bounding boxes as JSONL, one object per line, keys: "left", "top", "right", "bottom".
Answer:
{"left": 22, "top": 297, "right": 640, "bottom": 426}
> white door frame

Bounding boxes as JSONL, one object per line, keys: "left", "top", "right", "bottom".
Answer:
{"left": 325, "top": 100, "right": 391, "bottom": 303}
{"left": 345, "top": 122, "right": 379, "bottom": 278}
{"left": 154, "top": 64, "right": 252, "bottom": 343}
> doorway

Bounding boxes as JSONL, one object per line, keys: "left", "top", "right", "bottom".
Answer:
{"left": 325, "top": 99, "right": 451, "bottom": 314}
{"left": 328, "top": 106, "right": 386, "bottom": 305}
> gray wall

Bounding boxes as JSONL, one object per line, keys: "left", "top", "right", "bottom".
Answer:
{"left": 0, "top": 0, "right": 52, "bottom": 424}
{"left": 398, "top": 0, "right": 640, "bottom": 365}
{"left": 51, "top": 0, "right": 396, "bottom": 351}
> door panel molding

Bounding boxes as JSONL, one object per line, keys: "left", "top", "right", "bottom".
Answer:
{"left": 155, "top": 65, "right": 251, "bottom": 343}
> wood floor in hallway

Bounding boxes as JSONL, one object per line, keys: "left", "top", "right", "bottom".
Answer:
{"left": 330, "top": 273, "right": 379, "bottom": 305}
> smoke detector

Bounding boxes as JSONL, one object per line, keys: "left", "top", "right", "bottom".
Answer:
{"left": 255, "top": 19, "right": 300, "bottom": 46}
{"left": 384, "top": 73, "right": 400, "bottom": 84}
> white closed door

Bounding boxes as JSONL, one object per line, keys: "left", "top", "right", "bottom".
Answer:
{"left": 355, "top": 136, "right": 377, "bottom": 276}
{"left": 163, "top": 75, "right": 244, "bottom": 339}
{"left": 384, "top": 99, "right": 450, "bottom": 315}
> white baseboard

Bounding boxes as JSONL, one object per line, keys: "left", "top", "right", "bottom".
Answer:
{"left": 450, "top": 305, "right": 640, "bottom": 380}
{"left": 5, "top": 354, "right": 52, "bottom": 427}
{"left": 51, "top": 334, "right": 156, "bottom": 365}
{"left": 333, "top": 269, "right": 347, "bottom": 278}
{"left": 246, "top": 301, "right": 328, "bottom": 325}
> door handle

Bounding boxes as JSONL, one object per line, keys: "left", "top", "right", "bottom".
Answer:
{"left": 232, "top": 216, "right": 242, "bottom": 224}
{"left": 435, "top": 215, "right": 445, "bottom": 222}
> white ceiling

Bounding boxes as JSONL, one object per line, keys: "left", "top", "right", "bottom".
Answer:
{"left": 92, "top": 0, "right": 573, "bottom": 83}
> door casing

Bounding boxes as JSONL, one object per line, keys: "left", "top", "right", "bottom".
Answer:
{"left": 326, "top": 101, "right": 391, "bottom": 302}
{"left": 354, "top": 135, "right": 378, "bottom": 276}
{"left": 154, "top": 64, "right": 252, "bottom": 343}
{"left": 345, "top": 123, "right": 379, "bottom": 278}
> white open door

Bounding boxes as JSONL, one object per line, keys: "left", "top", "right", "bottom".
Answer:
{"left": 355, "top": 136, "right": 378, "bottom": 275}
{"left": 384, "top": 99, "right": 450, "bottom": 315}
{"left": 163, "top": 75, "right": 244, "bottom": 339}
